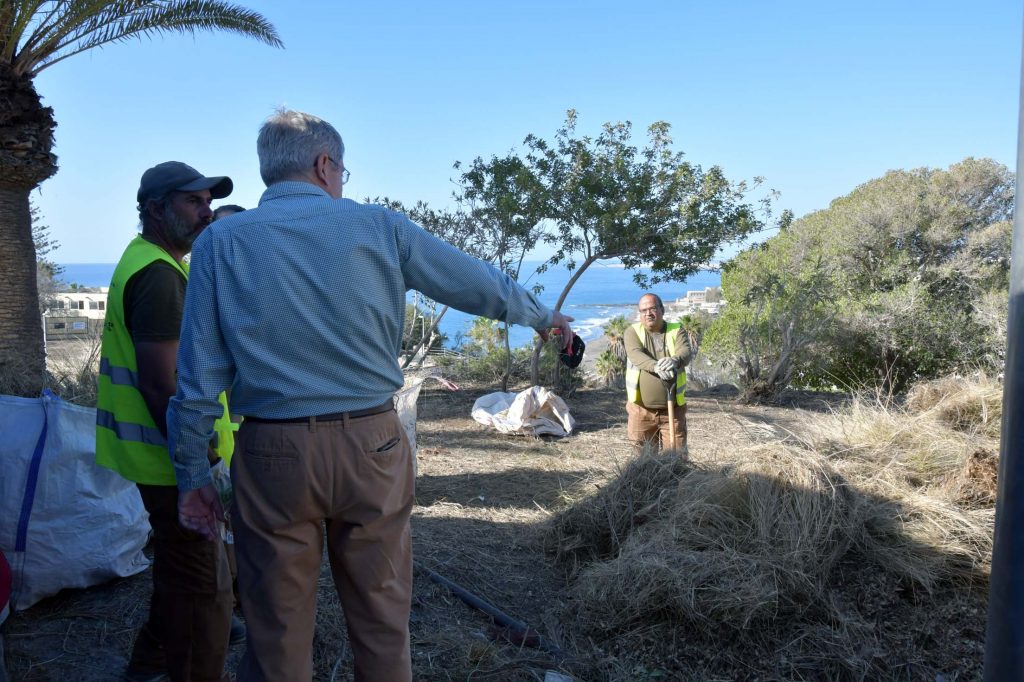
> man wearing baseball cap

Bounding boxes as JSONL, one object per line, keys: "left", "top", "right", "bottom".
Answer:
{"left": 96, "top": 162, "right": 238, "bottom": 682}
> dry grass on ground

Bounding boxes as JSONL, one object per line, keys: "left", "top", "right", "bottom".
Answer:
{"left": 3, "top": 376, "right": 996, "bottom": 680}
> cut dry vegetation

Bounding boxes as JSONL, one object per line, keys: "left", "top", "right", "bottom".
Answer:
{"left": 3, "top": 376, "right": 995, "bottom": 680}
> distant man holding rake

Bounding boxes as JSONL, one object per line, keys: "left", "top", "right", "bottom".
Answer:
{"left": 624, "top": 293, "right": 692, "bottom": 456}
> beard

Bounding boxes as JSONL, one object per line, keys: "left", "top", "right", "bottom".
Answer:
{"left": 162, "top": 205, "right": 207, "bottom": 253}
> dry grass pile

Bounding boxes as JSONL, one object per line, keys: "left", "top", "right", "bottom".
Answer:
{"left": 546, "top": 451, "right": 877, "bottom": 677}
{"left": 814, "top": 375, "right": 1001, "bottom": 501}
{"left": 545, "top": 376, "right": 997, "bottom": 679}
{"left": 905, "top": 374, "right": 1002, "bottom": 439}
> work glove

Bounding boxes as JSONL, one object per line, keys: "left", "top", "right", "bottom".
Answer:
{"left": 654, "top": 357, "right": 676, "bottom": 381}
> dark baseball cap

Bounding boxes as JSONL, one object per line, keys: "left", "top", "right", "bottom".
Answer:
{"left": 137, "top": 161, "right": 233, "bottom": 204}
{"left": 559, "top": 333, "right": 586, "bottom": 369}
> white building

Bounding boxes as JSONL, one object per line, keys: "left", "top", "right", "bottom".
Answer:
{"left": 674, "top": 287, "right": 725, "bottom": 315}
{"left": 48, "top": 288, "right": 109, "bottom": 319}
{"left": 44, "top": 288, "right": 108, "bottom": 339}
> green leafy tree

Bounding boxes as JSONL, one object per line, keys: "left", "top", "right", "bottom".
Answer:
{"left": 0, "top": 1, "right": 282, "bottom": 396}
{"left": 705, "top": 157, "right": 1013, "bottom": 396}
{"left": 524, "top": 110, "right": 768, "bottom": 383}
{"left": 723, "top": 263, "right": 835, "bottom": 403}
{"left": 456, "top": 153, "right": 548, "bottom": 390}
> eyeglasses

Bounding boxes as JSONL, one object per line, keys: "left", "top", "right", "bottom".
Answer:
{"left": 327, "top": 156, "right": 350, "bottom": 185}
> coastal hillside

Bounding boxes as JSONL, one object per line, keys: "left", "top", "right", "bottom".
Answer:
{"left": 5, "top": 375, "right": 995, "bottom": 680}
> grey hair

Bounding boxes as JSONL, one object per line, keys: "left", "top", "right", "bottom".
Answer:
{"left": 138, "top": 193, "right": 173, "bottom": 230}
{"left": 257, "top": 109, "right": 344, "bottom": 186}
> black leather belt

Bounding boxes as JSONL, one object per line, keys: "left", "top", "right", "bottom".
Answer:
{"left": 245, "top": 400, "right": 393, "bottom": 424}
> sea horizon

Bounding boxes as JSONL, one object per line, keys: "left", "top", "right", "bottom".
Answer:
{"left": 58, "top": 260, "right": 722, "bottom": 349}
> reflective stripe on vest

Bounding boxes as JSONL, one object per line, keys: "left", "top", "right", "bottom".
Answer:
{"left": 625, "top": 321, "right": 686, "bottom": 406}
{"left": 96, "top": 408, "right": 167, "bottom": 447}
{"left": 99, "top": 357, "right": 139, "bottom": 388}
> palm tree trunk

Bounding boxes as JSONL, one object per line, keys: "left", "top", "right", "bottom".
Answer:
{"left": 0, "top": 184, "right": 45, "bottom": 395}
{"left": 0, "top": 68, "right": 57, "bottom": 396}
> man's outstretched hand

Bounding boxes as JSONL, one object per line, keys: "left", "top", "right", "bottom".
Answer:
{"left": 178, "top": 485, "right": 224, "bottom": 541}
{"left": 537, "top": 310, "right": 575, "bottom": 350}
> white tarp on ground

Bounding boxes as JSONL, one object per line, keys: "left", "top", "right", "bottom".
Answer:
{"left": 0, "top": 391, "right": 150, "bottom": 611}
{"left": 471, "top": 386, "right": 575, "bottom": 437}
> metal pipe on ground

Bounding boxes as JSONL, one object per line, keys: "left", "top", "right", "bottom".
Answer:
{"left": 415, "top": 562, "right": 565, "bottom": 659}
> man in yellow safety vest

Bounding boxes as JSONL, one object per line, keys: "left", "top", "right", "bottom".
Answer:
{"left": 624, "top": 293, "right": 692, "bottom": 456}
{"left": 95, "top": 161, "right": 240, "bottom": 682}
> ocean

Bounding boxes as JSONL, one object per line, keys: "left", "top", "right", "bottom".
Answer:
{"left": 59, "top": 260, "right": 721, "bottom": 349}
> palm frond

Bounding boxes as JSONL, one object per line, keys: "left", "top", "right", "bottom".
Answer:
{"left": 8, "top": 0, "right": 281, "bottom": 76}
{"left": 0, "top": 0, "right": 49, "bottom": 62}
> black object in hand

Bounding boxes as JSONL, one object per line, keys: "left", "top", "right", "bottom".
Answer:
{"left": 559, "top": 333, "right": 586, "bottom": 368}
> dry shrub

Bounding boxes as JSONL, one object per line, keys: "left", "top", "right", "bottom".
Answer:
{"left": 814, "top": 398, "right": 967, "bottom": 485}
{"left": 546, "top": 376, "right": 998, "bottom": 678}
{"left": 946, "top": 448, "right": 999, "bottom": 507}
{"left": 808, "top": 377, "right": 997, "bottom": 586}
{"left": 905, "top": 374, "right": 1002, "bottom": 439}
{"left": 45, "top": 337, "right": 101, "bottom": 406}
{"left": 1, "top": 338, "right": 102, "bottom": 405}
{"left": 0, "top": 355, "right": 45, "bottom": 396}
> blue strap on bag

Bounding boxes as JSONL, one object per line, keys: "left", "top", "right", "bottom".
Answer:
{"left": 15, "top": 390, "right": 53, "bottom": 552}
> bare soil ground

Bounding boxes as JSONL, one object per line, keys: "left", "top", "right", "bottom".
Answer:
{"left": 2, "top": 383, "right": 987, "bottom": 681}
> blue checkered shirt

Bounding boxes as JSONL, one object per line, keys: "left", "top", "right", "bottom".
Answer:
{"left": 168, "top": 181, "right": 552, "bottom": 490}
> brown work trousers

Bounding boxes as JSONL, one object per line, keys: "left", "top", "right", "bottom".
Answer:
{"left": 232, "top": 409, "right": 414, "bottom": 682}
{"left": 626, "top": 401, "right": 688, "bottom": 457}
{"left": 130, "top": 484, "right": 233, "bottom": 682}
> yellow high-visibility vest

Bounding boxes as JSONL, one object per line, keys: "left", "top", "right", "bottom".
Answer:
{"left": 625, "top": 322, "right": 686, "bottom": 406}
{"left": 96, "top": 235, "right": 236, "bottom": 485}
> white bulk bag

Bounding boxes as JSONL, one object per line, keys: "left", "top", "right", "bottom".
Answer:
{"left": 0, "top": 391, "right": 150, "bottom": 610}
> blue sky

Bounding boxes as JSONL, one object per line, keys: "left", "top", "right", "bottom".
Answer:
{"left": 35, "top": 0, "right": 1021, "bottom": 264}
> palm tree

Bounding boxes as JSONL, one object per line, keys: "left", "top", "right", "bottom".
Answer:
{"left": 593, "top": 349, "right": 623, "bottom": 388}
{"left": 0, "top": 1, "right": 282, "bottom": 397}
{"left": 603, "top": 314, "right": 631, "bottom": 362}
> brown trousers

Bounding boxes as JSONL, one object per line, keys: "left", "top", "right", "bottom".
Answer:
{"left": 232, "top": 409, "right": 414, "bottom": 682}
{"left": 626, "top": 401, "right": 688, "bottom": 456}
{"left": 130, "top": 484, "right": 233, "bottom": 682}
